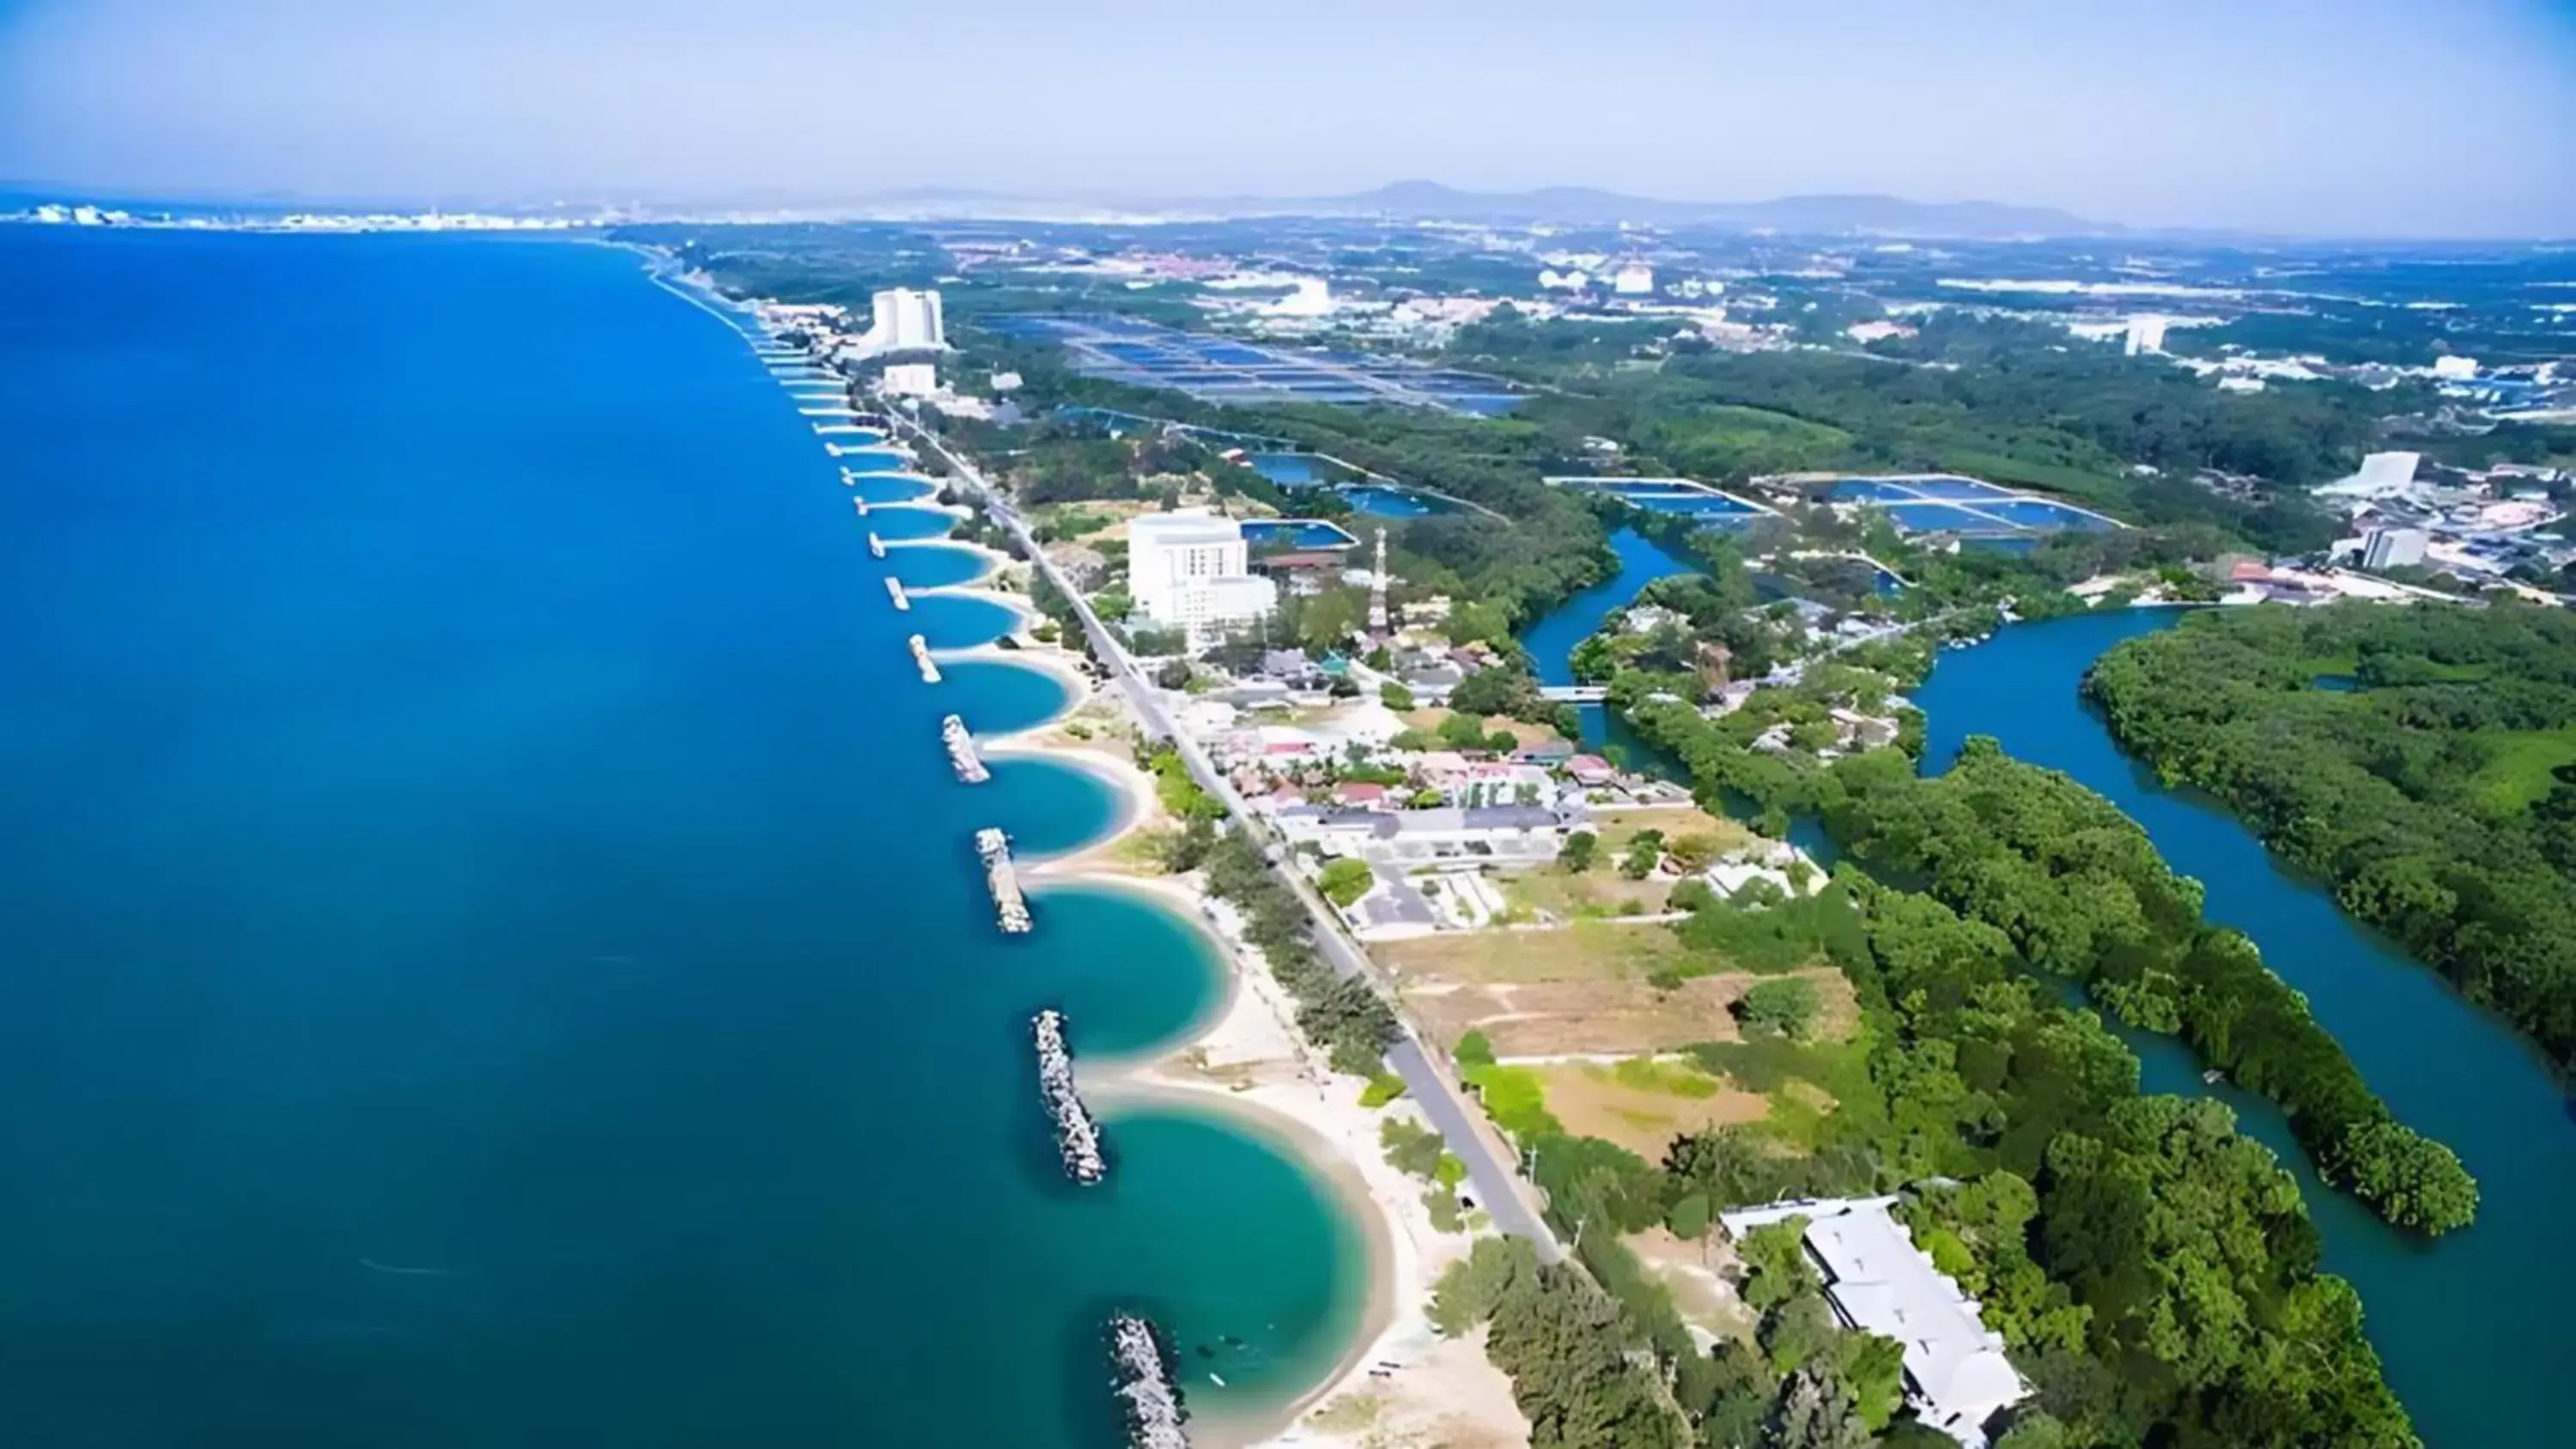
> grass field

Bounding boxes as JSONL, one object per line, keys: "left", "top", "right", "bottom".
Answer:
{"left": 2471, "top": 725, "right": 2576, "bottom": 813}
{"left": 1498, "top": 869, "right": 1672, "bottom": 921}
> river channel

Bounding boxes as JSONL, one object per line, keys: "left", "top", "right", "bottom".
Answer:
{"left": 1522, "top": 555, "right": 2568, "bottom": 1447}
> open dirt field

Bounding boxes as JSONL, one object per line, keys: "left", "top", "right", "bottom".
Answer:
{"left": 1533, "top": 1060, "right": 1772, "bottom": 1159}
{"left": 1380, "top": 919, "right": 1691, "bottom": 985}
{"left": 1401, "top": 965, "right": 1857, "bottom": 1060}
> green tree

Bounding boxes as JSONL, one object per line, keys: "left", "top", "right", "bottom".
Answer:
{"left": 1428, "top": 1234, "right": 1540, "bottom": 1336}
{"left": 1561, "top": 829, "right": 1599, "bottom": 873}
{"left": 1737, "top": 1220, "right": 1820, "bottom": 1311}
{"left": 1319, "top": 858, "right": 1376, "bottom": 907}
{"left": 1619, "top": 830, "right": 1666, "bottom": 880}
{"left": 1380, "top": 681, "right": 1417, "bottom": 710}
{"left": 1455, "top": 1029, "right": 1496, "bottom": 1070}
{"left": 1737, "top": 977, "right": 1821, "bottom": 1040}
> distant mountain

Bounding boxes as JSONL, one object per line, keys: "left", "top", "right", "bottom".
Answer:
{"left": 1318, "top": 180, "right": 2111, "bottom": 237}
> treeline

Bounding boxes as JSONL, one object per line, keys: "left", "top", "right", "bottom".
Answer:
{"left": 2085, "top": 602, "right": 2576, "bottom": 1070}
{"left": 1820, "top": 741, "right": 2476, "bottom": 1235}
{"left": 1200, "top": 834, "right": 1398, "bottom": 1074}
{"left": 1437, "top": 875, "right": 2416, "bottom": 1446}
{"left": 1607, "top": 676, "right": 2476, "bottom": 1235}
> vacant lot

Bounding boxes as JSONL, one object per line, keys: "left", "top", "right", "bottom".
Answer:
{"left": 1535, "top": 1058, "right": 1771, "bottom": 1159}
{"left": 1381, "top": 919, "right": 1690, "bottom": 985}
{"left": 1499, "top": 868, "right": 1671, "bottom": 921}
{"left": 1408, "top": 968, "right": 1849, "bottom": 1059}
{"left": 1586, "top": 806, "right": 1753, "bottom": 859}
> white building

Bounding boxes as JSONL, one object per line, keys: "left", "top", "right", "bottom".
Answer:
{"left": 1267, "top": 277, "right": 1335, "bottom": 317}
{"left": 880, "top": 361, "right": 939, "bottom": 397}
{"left": 1613, "top": 264, "right": 1656, "bottom": 295}
{"left": 2123, "top": 314, "right": 2169, "bottom": 355}
{"left": 1127, "top": 510, "right": 1279, "bottom": 642}
{"left": 2320, "top": 451, "right": 2422, "bottom": 499}
{"left": 843, "top": 288, "right": 945, "bottom": 360}
{"left": 1538, "top": 268, "right": 1590, "bottom": 291}
{"left": 2361, "top": 526, "right": 2430, "bottom": 571}
{"left": 2433, "top": 355, "right": 2481, "bottom": 381}
{"left": 1722, "top": 1197, "right": 2026, "bottom": 1447}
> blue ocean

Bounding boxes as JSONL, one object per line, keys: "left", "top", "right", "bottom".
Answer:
{"left": 0, "top": 229, "right": 1364, "bottom": 1446}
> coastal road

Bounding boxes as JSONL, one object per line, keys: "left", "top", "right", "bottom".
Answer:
{"left": 891, "top": 410, "right": 1564, "bottom": 1263}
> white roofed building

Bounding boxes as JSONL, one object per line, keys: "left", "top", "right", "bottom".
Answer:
{"left": 1721, "top": 1197, "right": 2027, "bottom": 1446}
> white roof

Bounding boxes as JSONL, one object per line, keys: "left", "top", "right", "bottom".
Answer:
{"left": 1722, "top": 1197, "right": 2025, "bottom": 1446}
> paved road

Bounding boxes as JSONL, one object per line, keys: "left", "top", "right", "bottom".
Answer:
{"left": 894, "top": 413, "right": 1564, "bottom": 1261}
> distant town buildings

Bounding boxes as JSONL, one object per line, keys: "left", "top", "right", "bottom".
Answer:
{"left": 2361, "top": 525, "right": 2431, "bottom": 571}
{"left": 1612, "top": 263, "right": 1656, "bottom": 295}
{"left": 1127, "top": 510, "right": 1279, "bottom": 644}
{"left": 1267, "top": 277, "right": 1335, "bottom": 317}
{"left": 2123, "top": 314, "right": 2169, "bottom": 356}
{"left": 2322, "top": 451, "right": 2424, "bottom": 499}
{"left": 880, "top": 361, "right": 940, "bottom": 397}
{"left": 2433, "top": 355, "right": 2482, "bottom": 381}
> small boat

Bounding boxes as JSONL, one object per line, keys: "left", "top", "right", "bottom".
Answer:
{"left": 1208, "top": 1373, "right": 1226, "bottom": 1387}
{"left": 2202, "top": 1069, "right": 2227, "bottom": 1085}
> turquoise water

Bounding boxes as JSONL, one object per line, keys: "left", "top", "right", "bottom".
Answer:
{"left": 1913, "top": 610, "right": 2569, "bottom": 1448}
{"left": 885, "top": 544, "right": 997, "bottom": 591}
{"left": 0, "top": 230, "right": 1365, "bottom": 1446}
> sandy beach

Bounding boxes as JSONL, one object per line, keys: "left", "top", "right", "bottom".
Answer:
{"left": 981, "top": 632, "right": 1527, "bottom": 1449}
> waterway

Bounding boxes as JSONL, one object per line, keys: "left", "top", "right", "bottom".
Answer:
{"left": 1909, "top": 609, "right": 2568, "bottom": 1449}
{"left": 1519, "top": 526, "right": 1697, "bottom": 773}
{"left": 1517, "top": 555, "right": 2565, "bottom": 1445}
{"left": 0, "top": 229, "right": 1367, "bottom": 1446}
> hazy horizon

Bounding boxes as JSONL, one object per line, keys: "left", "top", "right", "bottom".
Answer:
{"left": 4, "top": 0, "right": 2573, "bottom": 239}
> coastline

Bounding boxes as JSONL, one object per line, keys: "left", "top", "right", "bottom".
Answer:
{"left": 975, "top": 628, "right": 1509, "bottom": 1442}
{"left": 993, "top": 641, "right": 1521, "bottom": 1447}
{"left": 747, "top": 315, "right": 1502, "bottom": 1446}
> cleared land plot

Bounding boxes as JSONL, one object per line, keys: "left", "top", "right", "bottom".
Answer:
{"left": 1534, "top": 1058, "right": 1771, "bottom": 1160}
{"left": 1406, "top": 971, "right": 1852, "bottom": 1058}
{"left": 1625, "top": 1226, "right": 1759, "bottom": 1342}
{"left": 1382, "top": 919, "right": 1694, "bottom": 985}
{"left": 1587, "top": 806, "right": 1754, "bottom": 857}
{"left": 1499, "top": 869, "right": 1672, "bottom": 921}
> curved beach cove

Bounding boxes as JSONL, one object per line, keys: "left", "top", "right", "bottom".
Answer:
{"left": 0, "top": 231, "right": 1373, "bottom": 1446}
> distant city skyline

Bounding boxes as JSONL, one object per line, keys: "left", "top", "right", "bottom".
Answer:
{"left": 3, "top": 0, "right": 2573, "bottom": 239}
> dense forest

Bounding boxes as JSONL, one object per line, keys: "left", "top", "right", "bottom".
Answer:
{"left": 1603, "top": 674, "right": 2478, "bottom": 1235}
{"left": 2084, "top": 602, "right": 2576, "bottom": 1071}
{"left": 1452, "top": 874, "right": 2417, "bottom": 1447}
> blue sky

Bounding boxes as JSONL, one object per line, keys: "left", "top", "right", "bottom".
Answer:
{"left": 3, "top": 0, "right": 2572, "bottom": 235}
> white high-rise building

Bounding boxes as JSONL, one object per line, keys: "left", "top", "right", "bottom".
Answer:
{"left": 2433, "top": 355, "right": 2481, "bottom": 381}
{"left": 842, "top": 288, "right": 946, "bottom": 361}
{"left": 2123, "top": 315, "right": 2169, "bottom": 355}
{"left": 1127, "top": 510, "right": 1279, "bottom": 644}
{"left": 2361, "top": 526, "right": 2429, "bottom": 571}
{"left": 1612, "top": 264, "right": 1656, "bottom": 295}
